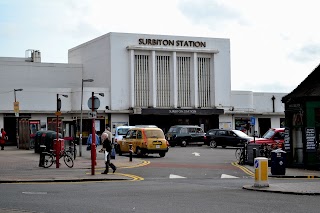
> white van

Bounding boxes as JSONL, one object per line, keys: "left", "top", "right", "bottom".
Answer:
{"left": 114, "top": 125, "right": 135, "bottom": 146}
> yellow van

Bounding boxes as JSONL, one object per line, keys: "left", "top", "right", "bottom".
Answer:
{"left": 117, "top": 127, "right": 169, "bottom": 157}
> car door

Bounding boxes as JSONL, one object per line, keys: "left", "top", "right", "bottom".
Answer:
{"left": 226, "top": 130, "right": 240, "bottom": 147}
{"left": 215, "top": 130, "right": 227, "bottom": 146}
{"left": 120, "top": 130, "right": 135, "bottom": 153}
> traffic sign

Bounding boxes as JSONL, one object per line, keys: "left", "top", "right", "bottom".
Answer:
{"left": 88, "top": 96, "right": 100, "bottom": 110}
{"left": 88, "top": 111, "right": 97, "bottom": 118}
{"left": 55, "top": 111, "right": 62, "bottom": 116}
{"left": 250, "top": 117, "right": 255, "bottom": 126}
{"left": 14, "top": 102, "right": 20, "bottom": 113}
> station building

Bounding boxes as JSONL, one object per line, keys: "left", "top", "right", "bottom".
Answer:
{"left": 0, "top": 32, "right": 286, "bottom": 147}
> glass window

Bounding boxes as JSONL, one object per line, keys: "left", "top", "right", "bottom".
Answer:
{"left": 137, "top": 131, "right": 142, "bottom": 139}
{"left": 131, "top": 130, "right": 137, "bottom": 139}
{"left": 145, "top": 130, "right": 165, "bottom": 138}
{"left": 180, "top": 128, "right": 188, "bottom": 134}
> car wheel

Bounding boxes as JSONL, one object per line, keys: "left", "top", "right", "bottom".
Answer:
{"left": 136, "top": 147, "right": 143, "bottom": 157}
{"left": 159, "top": 152, "right": 166, "bottom": 157}
{"left": 181, "top": 140, "right": 187, "bottom": 147}
{"left": 210, "top": 140, "right": 217, "bottom": 148}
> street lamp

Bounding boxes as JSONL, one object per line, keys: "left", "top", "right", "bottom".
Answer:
{"left": 14, "top": 88, "right": 23, "bottom": 149}
{"left": 79, "top": 79, "right": 94, "bottom": 157}
{"left": 56, "top": 94, "right": 68, "bottom": 168}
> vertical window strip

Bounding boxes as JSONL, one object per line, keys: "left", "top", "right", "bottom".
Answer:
{"left": 166, "top": 56, "right": 170, "bottom": 107}
{"left": 156, "top": 56, "right": 171, "bottom": 107}
{"left": 176, "top": 56, "right": 191, "bottom": 107}
{"left": 197, "top": 57, "right": 211, "bottom": 107}
{"left": 134, "top": 55, "right": 150, "bottom": 107}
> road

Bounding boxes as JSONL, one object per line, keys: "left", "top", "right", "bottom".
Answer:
{"left": 0, "top": 146, "right": 319, "bottom": 213}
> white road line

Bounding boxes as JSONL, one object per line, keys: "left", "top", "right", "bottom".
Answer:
{"left": 22, "top": 192, "right": 48, "bottom": 195}
{"left": 192, "top": 152, "right": 200, "bottom": 156}
{"left": 221, "top": 174, "right": 239, "bottom": 179}
{"left": 169, "top": 174, "right": 187, "bottom": 179}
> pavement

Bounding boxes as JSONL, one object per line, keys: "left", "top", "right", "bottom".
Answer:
{"left": 0, "top": 145, "right": 320, "bottom": 195}
{"left": 0, "top": 145, "right": 146, "bottom": 183}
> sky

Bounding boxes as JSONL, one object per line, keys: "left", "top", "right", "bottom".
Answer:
{"left": 1, "top": 0, "right": 320, "bottom": 93}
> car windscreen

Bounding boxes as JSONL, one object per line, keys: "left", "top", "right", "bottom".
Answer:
{"left": 145, "top": 130, "right": 165, "bottom": 138}
{"left": 117, "top": 128, "right": 131, "bottom": 135}
{"left": 233, "top": 130, "right": 250, "bottom": 138}
{"left": 168, "top": 127, "right": 178, "bottom": 133}
{"left": 262, "top": 129, "right": 275, "bottom": 139}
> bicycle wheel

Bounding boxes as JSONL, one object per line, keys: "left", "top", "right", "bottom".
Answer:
{"left": 238, "top": 153, "right": 244, "bottom": 165}
{"left": 64, "top": 155, "right": 74, "bottom": 168}
{"left": 235, "top": 148, "right": 241, "bottom": 161}
{"left": 65, "top": 150, "right": 74, "bottom": 159}
{"left": 43, "top": 154, "right": 54, "bottom": 168}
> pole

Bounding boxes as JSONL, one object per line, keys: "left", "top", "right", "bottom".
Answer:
{"left": 79, "top": 80, "right": 84, "bottom": 157}
{"left": 14, "top": 90, "right": 19, "bottom": 149}
{"left": 56, "top": 94, "right": 60, "bottom": 168}
{"left": 91, "top": 92, "right": 96, "bottom": 175}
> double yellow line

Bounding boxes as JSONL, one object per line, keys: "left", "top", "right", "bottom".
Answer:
{"left": 232, "top": 162, "right": 254, "bottom": 176}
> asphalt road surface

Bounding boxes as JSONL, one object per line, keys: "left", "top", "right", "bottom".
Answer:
{"left": 1, "top": 146, "right": 319, "bottom": 213}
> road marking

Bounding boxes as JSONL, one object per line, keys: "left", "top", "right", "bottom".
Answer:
{"left": 120, "top": 160, "right": 150, "bottom": 169}
{"left": 22, "top": 192, "right": 47, "bottom": 194}
{"left": 192, "top": 152, "right": 200, "bottom": 156}
{"left": 221, "top": 174, "right": 239, "bottom": 179}
{"left": 169, "top": 174, "right": 186, "bottom": 179}
{"left": 231, "top": 162, "right": 255, "bottom": 176}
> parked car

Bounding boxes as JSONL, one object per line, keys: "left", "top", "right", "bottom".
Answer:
{"left": 205, "top": 129, "right": 252, "bottom": 148}
{"left": 117, "top": 126, "right": 169, "bottom": 157}
{"left": 165, "top": 125, "right": 206, "bottom": 147}
{"left": 250, "top": 128, "right": 285, "bottom": 148}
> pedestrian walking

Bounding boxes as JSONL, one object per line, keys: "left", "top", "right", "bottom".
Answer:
{"left": 101, "top": 132, "right": 116, "bottom": 174}
{"left": 103, "top": 126, "right": 116, "bottom": 159}
{"left": 103, "top": 126, "right": 112, "bottom": 142}
{"left": 0, "top": 128, "right": 7, "bottom": 150}
{"left": 86, "top": 130, "right": 100, "bottom": 150}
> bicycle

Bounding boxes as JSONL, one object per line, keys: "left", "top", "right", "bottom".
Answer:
{"left": 235, "top": 142, "right": 248, "bottom": 165}
{"left": 65, "top": 141, "right": 77, "bottom": 160}
{"left": 43, "top": 149, "right": 74, "bottom": 168}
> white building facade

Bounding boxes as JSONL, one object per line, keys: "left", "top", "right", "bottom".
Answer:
{"left": 0, "top": 32, "right": 286, "bottom": 147}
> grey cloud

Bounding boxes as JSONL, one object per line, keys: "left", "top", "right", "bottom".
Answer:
{"left": 178, "top": 0, "right": 246, "bottom": 27}
{"left": 288, "top": 44, "right": 320, "bottom": 62}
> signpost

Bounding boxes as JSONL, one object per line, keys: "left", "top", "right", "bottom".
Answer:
{"left": 88, "top": 94, "right": 100, "bottom": 175}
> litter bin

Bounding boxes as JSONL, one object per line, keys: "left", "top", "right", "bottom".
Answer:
{"left": 39, "top": 145, "right": 47, "bottom": 167}
{"left": 271, "top": 149, "right": 286, "bottom": 175}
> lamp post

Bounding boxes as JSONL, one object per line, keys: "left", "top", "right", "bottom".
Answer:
{"left": 56, "top": 94, "right": 68, "bottom": 168}
{"left": 79, "top": 79, "right": 94, "bottom": 157}
{"left": 14, "top": 88, "right": 23, "bottom": 149}
{"left": 90, "top": 92, "right": 104, "bottom": 175}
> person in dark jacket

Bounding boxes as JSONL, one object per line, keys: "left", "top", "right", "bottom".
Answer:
{"left": 101, "top": 132, "right": 116, "bottom": 174}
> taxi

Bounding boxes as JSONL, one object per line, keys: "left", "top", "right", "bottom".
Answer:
{"left": 117, "top": 127, "right": 169, "bottom": 157}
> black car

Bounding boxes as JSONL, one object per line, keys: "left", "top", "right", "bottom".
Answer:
{"left": 165, "top": 125, "right": 206, "bottom": 147}
{"left": 205, "top": 129, "right": 252, "bottom": 148}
